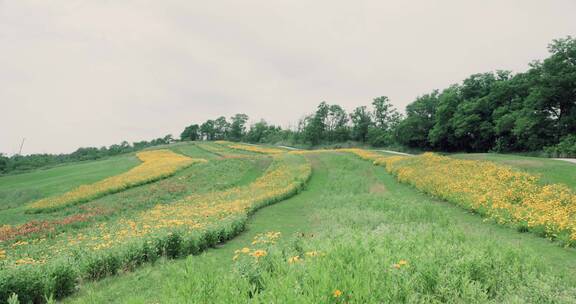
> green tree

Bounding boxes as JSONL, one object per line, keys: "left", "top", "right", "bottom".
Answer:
{"left": 200, "top": 120, "right": 216, "bottom": 140}
{"left": 180, "top": 124, "right": 200, "bottom": 141}
{"left": 229, "top": 114, "right": 249, "bottom": 141}
{"left": 304, "top": 102, "right": 330, "bottom": 145}
{"left": 396, "top": 91, "right": 439, "bottom": 148}
{"left": 214, "top": 116, "right": 230, "bottom": 140}
{"left": 372, "top": 96, "right": 397, "bottom": 131}
{"left": 350, "top": 106, "right": 372, "bottom": 143}
{"left": 0, "top": 154, "right": 8, "bottom": 173}
{"left": 326, "top": 104, "right": 349, "bottom": 142}
{"left": 246, "top": 120, "right": 282, "bottom": 143}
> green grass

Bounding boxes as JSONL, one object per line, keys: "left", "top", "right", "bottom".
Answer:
{"left": 451, "top": 153, "right": 576, "bottom": 190}
{"left": 0, "top": 145, "right": 270, "bottom": 227}
{"left": 0, "top": 154, "right": 140, "bottom": 216}
{"left": 66, "top": 152, "right": 576, "bottom": 303}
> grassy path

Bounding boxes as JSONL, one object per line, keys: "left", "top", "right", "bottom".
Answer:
{"left": 67, "top": 152, "right": 576, "bottom": 303}
{"left": 65, "top": 154, "right": 326, "bottom": 303}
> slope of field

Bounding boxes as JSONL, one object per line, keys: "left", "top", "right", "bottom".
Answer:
{"left": 0, "top": 144, "right": 311, "bottom": 303}
{"left": 26, "top": 150, "right": 200, "bottom": 213}
{"left": 0, "top": 154, "right": 140, "bottom": 223}
{"left": 66, "top": 152, "right": 576, "bottom": 303}
{"left": 451, "top": 153, "right": 576, "bottom": 190}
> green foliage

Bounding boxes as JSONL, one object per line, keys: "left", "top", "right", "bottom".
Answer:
{"left": 350, "top": 106, "right": 372, "bottom": 142}
{"left": 545, "top": 134, "right": 576, "bottom": 158}
{"left": 245, "top": 120, "right": 283, "bottom": 143}
{"left": 229, "top": 114, "right": 249, "bottom": 141}
{"left": 180, "top": 124, "right": 200, "bottom": 141}
{"left": 403, "top": 36, "right": 576, "bottom": 153}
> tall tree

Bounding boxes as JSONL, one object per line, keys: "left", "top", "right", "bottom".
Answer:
{"left": 200, "top": 120, "right": 216, "bottom": 140}
{"left": 326, "top": 104, "right": 349, "bottom": 142}
{"left": 350, "top": 106, "right": 372, "bottom": 143}
{"left": 372, "top": 96, "right": 398, "bottom": 131}
{"left": 229, "top": 113, "right": 249, "bottom": 141}
{"left": 304, "top": 102, "right": 330, "bottom": 145}
{"left": 395, "top": 91, "right": 439, "bottom": 148}
{"left": 214, "top": 116, "right": 230, "bottom": 140}
{"left": 180, "top": 124, "right": 200, "bottom": 141}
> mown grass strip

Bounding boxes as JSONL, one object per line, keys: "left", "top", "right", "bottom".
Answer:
{"left": 25, "top": 150, "right": 201, "bottom": 213}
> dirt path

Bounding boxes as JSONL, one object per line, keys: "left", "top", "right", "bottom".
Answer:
{"left": 554, "top": 158, "right": 576, "bottom": 164}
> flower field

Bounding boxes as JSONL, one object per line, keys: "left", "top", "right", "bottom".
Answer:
{"left": 4, "top": 143, "right": 576, "bottom": 303}
{"left": 0, "top": 152, "right": 311, "bottom": 303}
{"left": 216, "top": 141, "right": 286, "bottom": 154}
{"left": 90, "top": 151, "right": 575, "bottom": 303}
{"left": 371, "top": 153, "right": 576, "bottom": 246}
{"left": 26, "top": 150, "right": 200, "bottom": 213}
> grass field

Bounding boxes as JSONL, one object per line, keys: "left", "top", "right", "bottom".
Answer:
{"left": 2, "top": 143, "right": 576, "bottom": 303}
{"left": 64, "top": 151, "right": 576, "bottom": 303}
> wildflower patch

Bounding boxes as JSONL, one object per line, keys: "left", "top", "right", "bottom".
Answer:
{"left": 26, "top": 150, "right": 202, "bottom": 213}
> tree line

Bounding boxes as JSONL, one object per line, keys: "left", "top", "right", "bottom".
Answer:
{"left": 181, "top": 37, "right": 576, "bottom": 157}
{"left": 0, "top": 135, "right": 174, "bottom": 174}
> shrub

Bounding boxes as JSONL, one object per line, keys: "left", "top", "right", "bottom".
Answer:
{"left": 545, "top": 135, "right": 576, "bottom": 158}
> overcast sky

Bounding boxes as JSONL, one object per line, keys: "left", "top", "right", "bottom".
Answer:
{"left": 1, "top": 0, "right": 575, "bottom": 155}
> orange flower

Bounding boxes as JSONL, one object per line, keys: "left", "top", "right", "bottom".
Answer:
{"left": 333, "top": 289, "right": 343, "bottom": 298}
{"left": 251, "top": 250, "right": 267, "bottom": 258}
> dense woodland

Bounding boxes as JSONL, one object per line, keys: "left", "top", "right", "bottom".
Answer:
{"left": 2, "top": 37, "right": 575, "bottom": 175}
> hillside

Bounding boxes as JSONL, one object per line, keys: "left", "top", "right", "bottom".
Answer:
{"left": 1, "top": 142, "right": 576, "bottom": 303}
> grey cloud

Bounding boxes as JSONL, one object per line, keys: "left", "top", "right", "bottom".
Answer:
{"left": 1, "top": 0, "right": 575, "bottom": 154}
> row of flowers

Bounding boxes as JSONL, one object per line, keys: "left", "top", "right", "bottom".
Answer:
{"left": 342, "top": 150, "right": 576, "bottom": 246}
{"left": 0, "top": 153, "right": 312, "bottom": 303}
{"left": 26, "top": 150, "right": 201, "bottom": 213}
{"left": 216, "top": 141, "right": 286, "bottom": 154}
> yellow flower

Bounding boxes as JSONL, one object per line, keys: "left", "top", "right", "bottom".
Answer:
{"left": 333, "top": 289, "right": 343, "bottom": 298}
{"left": 251, "top": 250, "right": 267, "bottom": 258}
{"left": 288, "top": 256, "right": 301, "bottom": 264}
{"left": 305, "top": 251, "right": 320, "bottom": 257}
{"left": 241, "top": 247, "right": 250, "bottom": 253}
{"left": 398, "top": 259, "right": 408, "bottom": 266}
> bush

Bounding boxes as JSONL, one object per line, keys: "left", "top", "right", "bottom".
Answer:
{"left": 545, "top": 135, "right": 576, "bottom": 158}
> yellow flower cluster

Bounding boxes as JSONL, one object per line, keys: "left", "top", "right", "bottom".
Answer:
{"left": 392, "top": 259, "right": 409, "bottom": 269}
{"left": 233, "top": 231, "right": 281, "bottom": 261}
{"left": 27, "top": 150, "right": 202, "bottom": 212}
{"left": 377, "top": 153, "right": 576, "bottom": 243}
{"left": 0, "top": 249, "right": 6, "bottom": 260}
{"left": 216, "top": 141, "right": 285, "bottom": 154}
{"left": 252, "top": 231, "right": 281, "bottom": 245}
{"left": 3, "top": 154, "right": 311, "bottom": 269}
